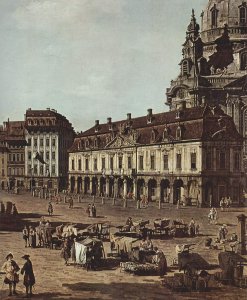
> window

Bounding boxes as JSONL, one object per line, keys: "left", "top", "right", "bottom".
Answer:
{"left": 240, "top": 5, "right": 247, "bottom": 24}
{"left": 52, "top": 138, "right": 56, "bottom": 147}
{"left": 206, "top": 152, "right": 212, "bottom": 169}
{"left": 182, "top": 61, "right": 188, "bottom": 76}
{"left": 21, "top": 154, "right": 24, "bottom": 161}
{"left": 2, "top": 169, "right": 4, "bottom": 176}
{"left": 211, "top": 5, "right": 218, "bottom": 27}
{"left": 219, "top": 152, "right": 226, "bottom": 169}
{"left": 28, "top": 138, "right": 31, "bottom": 146}
{"left": 110, "top": 157, "right": 114, "bottom": 170}
{"left": 33, "top": 165, "right": 37, "bottom": 175}
{"left": 85, "top": 158, "right": 89, "bottom": 171}
{"left": 191, "top": 153, "right": 197, "bottom": 169}
{"left": 78, "top": 159, "right": 82, "bottom": 170}
{"left": 94, "top": 158, "right": 98, "bottom": 171}
{"left": 28, "top": 165, "right": 32, "bottom": 175}
{"left": 28, "top": 151, "right": 31, "bottom": 160}
{"left": 40, "top": 151, "right": 44, "bottom": 159}
{"left": 176, "top": 153, "right": 182, "bottom": 169}
{"left": 40, "top": 165, "right": 44, "bottom": 175}
{"left": 13, "top": 154, "right": 16, "bottom": 162}
{"left": 176, "top": 126, "right": 182, "bottom": 140}
{"left": 16, "top": 168, "right": 19, "bottom": 176}
{"left": 163, "top": 155, "right": 168, "bottom": 169}
{"left": 17, "top": 154, "right": 19, "bottom": 162}
{"left": 8, "top": 154, "right": 11, "bottom": 161}
{"left": 118, "top": 156, "right": 123, "bottom": 169}
{"left": 52, "top": 165, "right": 56, "bottom": 175}
{"left": 34, "top": 138, "right": 37, "bottom": 147}
{"left": 139, "top": 155, "right": 144, "bottom": 170}
{"left": 72, "top": 159, "right": 75, "bottom": 170}
{"left": 46, "top": 139, "right": 50, "bottom": 147}
{"left": 40, "top": 138, "right": 43, "bottom": 147}
{"left": 52, "top": 152, "right": 56, "bottom": 160}
{"left": 240, "top": 52, "right": 247, "bottom": 70}
{"left": 46, "top": 151, "right": 50, "bottom": 160}
{"left": 101, "top": 157, "right": 105, "bottom": 170}
{"left": 150, "top": 155, "right": 155, "bottom": 170}
{"left": 128, "top": 156, "right": 132, "bottom": 169}
{"left": 234, "top": 153, "right": 240, "bottom": 170}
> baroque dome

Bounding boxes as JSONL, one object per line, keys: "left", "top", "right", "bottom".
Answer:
{"left": 201, "top": 0, "right": 247, "bottom": 44}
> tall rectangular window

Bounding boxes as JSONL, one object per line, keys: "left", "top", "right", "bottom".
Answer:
{"left": 52, "top": 152, "right": 56, "bottom": 160}
{"left": 110, "top": 157, "right": 114, "bottom": 170}
{"left": 46, "top": 138, "right": 50, "bottom": 147}
{"left": 94, "top": 158, "right": 97, "bottom": 171}
{"left": 34, "top": 138, "right": 37, "bottom": 147}
{"left": 163, "top": 155, "right": 168, "bottom": 170}
{"left": 176, "top": 153, "right": 182, "bottom": 169}
{"left": 40, "top": 165, "right": 43, "bottom": 175}
{"left": 13, "top": 154, "right": 16, "bottom": 162}
{"left": 150, "top": 154, "right": 155, "bottom": 170}
{"left": 85, "top": 158, "right": 89, "bottom": 171}
{"left": 33, "top": 165, "right": 37, "bottom": 175}
{"left": 101, "top": 157, "right": 105, "bottom": 170}
{"left": 52, "top": 138, "right": 56, "bottom": 147}
{"left": 191, "top": 153, "right": 197, "bottom": 169}
{"left": 139, "top": 155, "right": 144, "bottom": 170}
{"left": 128, "top": 156, "right": 132, "bottom": 169}
{"left": 17, "top": 154, "right": 20, "bottom": 162}
{"left": 78, "top": 159, "right": 82, "bottom": 170}
{"left": 52, "top": 165, "right": 56, "bottom": 175}
{"left": 219, "top": 152, "right": 226, "bottom": 169}
{"left": 46, "top": 151, "right": 49, "bottom": 160}
{"left": 118, "top": 156, "right": 123, "bottom": 169}
{"left": 40, "top": 138, "right": 44, "bottom": 147}
{"left": 234, "top": 153, "right": 240, "bottom": 170}
{"left": 72, "top": 159, "right": 75, "bottom": 170}
{"left": 28, "top": 138, "right": 31, "bottom": 146}
{"left": 28, "top": 151, "right": 31, "bottom": 160}
{"left": 21, "top": 154, "right": 24, "bottom": 161}
{"left": 206, "top": 152, "right": 212, "bottom": 169}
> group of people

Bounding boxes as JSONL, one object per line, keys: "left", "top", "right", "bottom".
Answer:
{"left": 219, "top": 197, "right": 232, "bottom": 211}
{"left": 208, "top": 207, "right": 218, "bottom": 224}
{"left": 188, "top": 218, "right": 200, "bottom": 237}
{"left": 0, "top": 201, "right": 18, "bottom": 215}
{"left": 86, "top": 204, "right": 97, "bottom": 218}
{"left": 1, "top": 253, "right": 35, "bottom": 297}
{"left": 22, "top": 226, "right": 37, "bottom": 248}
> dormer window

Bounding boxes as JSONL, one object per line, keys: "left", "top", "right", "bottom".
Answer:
{"left": 163, "top": 126, "right": 169, "bottom": 141}
{"left": 151, "top": 129, "right": 157, "bottom": 143}
{"left": 176, "top": 125, "right": 182, "bottom": 140}
{"left": 85, "top": 139, "right": 90, "bottom": 148}
{"left": 94, "top": 138, "right": 99, "bottom": 148}
{"left": 239, "top": 2, "right": 247, "bottom": 25}
{"left": 210, "top": 4, "right": 218, "bottom": 28}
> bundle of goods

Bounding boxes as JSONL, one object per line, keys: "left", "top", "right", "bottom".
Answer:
{"left": 120, "top": 262, "right": 158, "bottom": 275}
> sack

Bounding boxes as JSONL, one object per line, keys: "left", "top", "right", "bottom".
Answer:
{"left": 14, "top": 273, "right": 19, "bottom": 283}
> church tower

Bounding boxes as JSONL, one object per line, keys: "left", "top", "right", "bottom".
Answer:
{"left": 166, "top": 0, "right": 247, "bottom": 171}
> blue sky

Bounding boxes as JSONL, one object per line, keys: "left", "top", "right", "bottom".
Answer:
{"left": 0, "top": 0, "right": 206, "bottom": 131}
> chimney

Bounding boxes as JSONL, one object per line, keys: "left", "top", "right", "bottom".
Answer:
{"left": 127, "top": 113, "right": 131, "bottom": 120}
{"left": 46, "top": 107, "right": 50, "bottom": 110}
{"left": 95, "top": 120, "right": 99, "bottom": 127}
{"left": 147, "top": 108, "right": 153, "bottom": 124}
{"left": 107, "top": 117, "right": 112, "bottom": 124}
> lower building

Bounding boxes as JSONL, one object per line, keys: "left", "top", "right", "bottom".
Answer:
{"left": 68, "top": 105, "right": 244, "bottom": 207}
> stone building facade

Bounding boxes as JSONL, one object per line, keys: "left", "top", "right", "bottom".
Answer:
{"left": 24, "top": 108, "right": 75, "bottom": 191}
{"left": 0, "top": 121, "right": 26, "bottom": 190}
{"left": 68, "top": 106, "right": 244, "bottom": 207}
{"left": 166, "top": 0, "right": 247, "bottom": 174}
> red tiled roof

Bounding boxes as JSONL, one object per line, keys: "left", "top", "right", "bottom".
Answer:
{"left": 68, "top": 105, "right": 242, "bottom": 152}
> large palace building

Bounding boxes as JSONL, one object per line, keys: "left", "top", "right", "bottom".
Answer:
{"left": 166, "top": 0, "right": 247, "bottom": 172}
{"left": 24, "top": 108, "right": 75, "bottom": 191}
{"left": 68, "top": 0, "right": 246, "bottom": 207}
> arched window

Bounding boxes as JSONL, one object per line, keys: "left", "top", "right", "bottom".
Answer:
{"left": 211, "top": 5, "right": 218, "bottom": 28}
{"left": 239, "top": 3, "right": 247, "bottom": 25}
{"left": 151, "top": 129, "right": 156, "bottom": 142}
{"left": 176, "top": 125, "right": 182, "bottom": 140}
{"left": 240, "top": 52, "right": 247, "bottom": 70}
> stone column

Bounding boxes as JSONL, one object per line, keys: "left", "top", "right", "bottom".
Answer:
{"left": 106, "top": 178, "right": 109, "bottom": 197}
{"left": 81, "top": 178, "right": 85, "bottom": 195}
{"left": 114, "top": 179, "right": 118, "bottom": 198}
{"left": 156, "top": 183, "right": 160, "bottom": 202}
{"left": 237, "top": 214, "right": 246, "bottom": 255}
{"left": 74, "top": 176, "right": 78, "bottom": 194}
{"left": 89, "top": 177, "right": 93, "bottom": 195}
{"left": 123, "top": 179, "right": 128, "bottom": 198}
{"left": 169, "top": 185, "right": 174, "bottom": 204}
{"left": 133, "top": 179, "right": 137, "bottom": 200}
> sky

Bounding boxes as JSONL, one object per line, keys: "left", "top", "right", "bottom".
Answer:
{"left": 0, "top": 0, "right": 206, "bottom": 132}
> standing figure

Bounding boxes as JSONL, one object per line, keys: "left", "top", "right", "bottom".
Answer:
{"left": 28, "top": 226, "right": 36, "bottom": 248}
{"left": 86, "top": 204, "right": 92, "bottom": 217}
{"left": 219, "top": 197, "right": 225, "bottom": 211}
{"left": 91, "top": 204, "right": 96, "bottom": 218}
{"left": 188, "top": 218, "right": 196, "bottom": 237}
{"left": 1, "top": 253, "right": 20, "bottom": 296}
{"left": 48, "top": 201, "right": 53, "bottom": 216}
{"left": 61, "top": 238, "right": 71, "bottom": 265}
{"left": 152, "top": 247, "right": 167, "bottom": 277}
{"left": 69, "top": 196, "right": 74, "bottom": 209}
{"left": 22, "top": 226, "right": 29, "bottom": 248}
{"left": 11, "top": 203, "right": 18, "bottom": 215}
{"left": 21, "top": 255, "right": 35, "bottom": 297}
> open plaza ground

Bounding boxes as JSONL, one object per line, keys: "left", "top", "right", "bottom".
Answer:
{"left": 0, "top": 191, "right": 247, "bottom": 300}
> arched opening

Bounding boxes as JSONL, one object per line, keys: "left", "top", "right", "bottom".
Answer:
{"left": 137, "top": 179, "right": 145, "bottom": 200}
{"left": 126, "top": 178, "right": 133, "bottom": 198}
{"left": 29, "top": 179, "right": 36, "bottom": 190}
{"left": 92, "top": 177, "right": 98, "bottom": 196}
{"left": 205, "top": 181, "right": 214, "bottom": 207}
{"left": 84, "top": 177, "right": 90, "bottom": 195}
{"left": 109, "top": 178, "right": 114, "bottom": 198}
{"left": 188, "top": 180, "right": 200, "bottom": 206}
{"left": 77, "top": 177, "right": 82, "bottom": 194}
{"left": 117, "top": 178, "right": 124, "bottom": 198}
{"left": 160, "top": 179, "right": 170, "bottom": 203}
{"left": 173, "top": 179, "right": 184, "bottom": 204}
{"left": 148, "top": 179, "right": 157, "bottom": 202}
{"left": 100, "top": 177, "right": 106, "bottom": 196}
{"left": 217, "top": 179, "right": 228, "bottom": 207}
{"left": 232, "top": 180, "right": 241, "bottom": 205}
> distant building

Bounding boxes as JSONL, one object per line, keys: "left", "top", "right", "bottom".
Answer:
{"left": 68, "top": 107, "right": 244, "bottom": 207}
{"left": 0, "top": 120, "right": 26, "bottom": 190}
{"left": 24, "top": 108, "right": 75, "bottom": 191}
{"left": 166, "top": 0, "right": 247, "bottom": 176}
